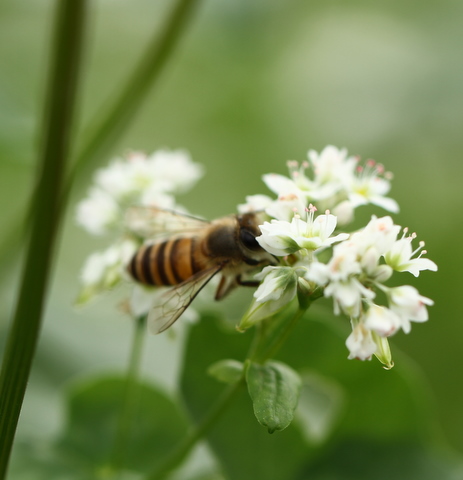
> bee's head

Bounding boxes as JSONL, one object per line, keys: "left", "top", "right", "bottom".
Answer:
{"left": 237, "top": 213, "right": 278, "bottom": 266}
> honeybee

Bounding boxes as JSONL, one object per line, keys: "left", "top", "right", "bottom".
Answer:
{"left": 126, "top": 207, "right": 276, "bottom": 333}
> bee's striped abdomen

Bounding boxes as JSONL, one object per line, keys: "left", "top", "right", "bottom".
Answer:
{"left": 128, "top": 237, "right": 207, "bottom": 286}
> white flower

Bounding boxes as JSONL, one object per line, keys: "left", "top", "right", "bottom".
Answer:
{"left": 385, "top": 231, "right": 438, "bottom": 277}
{"left": 387, "top": 285, "right": 433, "bottom": 333}
{"left": 239, "top": 266, "right": 298, "bottom": 329}
{"left": 363, "top": 304, "right": 402, "bottom": 337}
{"left": 80, "top": 251, "right": 108, "bottom": 286}
{"left": 257, "top": 207, "right": 348, "bottom": 256}
{"left": 350, "top": 215, "right": 401, "bottom": 256}
{"left": 262, "top": 172, "right": 303, "bottom": 197}
{"left": 238, "top": 194, "right": 273, "bottom": 214}
{"left": 76, "top": 187, "right": 120, "bottom": 235}
{"left": 346, "top": 321, "right": 377, "bottom": 361}
{"left": 265, "top": 193, "right": 308, "bottom": 221}
{"left": 140, "top": 189, "right": 176, "bottom": 209}
{"left": 332, "top": 200, "right": 355, "bottom": 226}
{"left": 77, "top": 148, "right": 204, "bottom": 238}
{"left": 347, "top": 160, "right": 399, "bottom": 213}
{"left": 94, "top": 156, "right": 135, "bottom": 199}
{"left": 147, "top": 149, "right": 204, "bottom": 194}
{"left": 76, "top": 239, "right": 138, "bottom": 304}
{"left": 321, "top": 241, "right": 362, "bottom": 282}
{"left": 308, "top": 145, "right": 356, "bottom": 199}
{"left": 324, "top": 278, "right": 375, "bottom": 317}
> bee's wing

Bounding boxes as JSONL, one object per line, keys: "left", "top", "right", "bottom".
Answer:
{"left": 148, "top": 265, "right": 222, "bottom": 334}
{"left": 125, "top": 206, "right": 209, "bottom": 239}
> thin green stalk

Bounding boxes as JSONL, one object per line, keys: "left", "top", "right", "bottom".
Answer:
{"left": 146, "top": 379, "right": 244, "bottom": 480}
{"left": 110, "top": 315, "right": 147, "bottom": 472}
{"left": 68, "top": 0, "right": 202, "bottom": 182}
{"left": 144, "top": 308, "right": 307, "bottom": 480}
{"left": 0, "top": 1, "right": 88, "bottom": 478}
{"left": 0, "top": 0, "right": 202, "bottom": 281}
{"left": 255, "top": 308, "right": 307, "bottom": 363}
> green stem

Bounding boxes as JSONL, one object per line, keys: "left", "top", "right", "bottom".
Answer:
{"left": 146, "top": 379, "right": 244, "bottom": 480}
{"left": 144, "top": 307, "right": 308, "bottom": 480}
{"left": 0, "top": 2, "right": 88, "bottom": 478}
{"left": 110, "top": 315, "right": 147, "bottom": 472}
{"left": 0, "top": 0, "right": 202, "bottom": 282}
{"left": 256, "top": 308, "right": 307, "bottom": 363}
{"left": 68, "top": 0, "right": 202, "bottom": 182}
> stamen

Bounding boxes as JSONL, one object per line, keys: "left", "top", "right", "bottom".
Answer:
{"left": 411, "top": 239, "right": 425, "bottom": 258}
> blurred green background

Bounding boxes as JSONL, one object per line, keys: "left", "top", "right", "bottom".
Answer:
{"left": 1, "top": 0, "right": 462, "bottom": 477}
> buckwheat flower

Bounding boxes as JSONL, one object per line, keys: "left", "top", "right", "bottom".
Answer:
{"left": 372, "top": 332, "right": 394, "bottom": 369}
{"left": 385, "top": 229, "right": 438, "bottom": 277}
{"left": 350, "top": 215, "right": 401, "bottom": 256}
{"left": 76, "top": 239, "right": 138, "bottom": 305}
{"left": 238, "top": 194, "right": 274, "bottom": 214}
{"left": 257, "top": 207, "right": 349, "bottom": 257}
{"left": 347, "top": 160, "right": 399, "bottom": 213}
{"left": 319, "top": 241, "right": 362, "bottom": 282}
{"left": 346, "top": 321, "right": 377, "bottom": 361}
{"left": 147, "top": 149, "right": 204, "bottom": 193}
{"left": 363, "top": 304, "right": 402, "bottom": 337}
{"left": 262, "top": 172, "right": 304, "bottom": 198}
{"left": 140, "top": 189, "right": 176, "bottom": 209}
{"left": 265, "top": 193, "right": 308, "bottom": 222}
{"left": 308, "top": 145, "right": 357, "bottom": 197}
{"left": 360, "top": 246, "right": 393, "bottom": 283}
{"left": 332, "top": 200, "right": 355, "bottom": 226}
{"left": 76, "top": 187, "right": 120, "bottom": 235}
{"left": 324, "top": 278, "right": 375, "bottom": 317}
{"left": 94, "top": 156, "right": 135, "bottom": 200}
{"left": 387, "top": 285, "right": 433, "bottom": 333}
{"left": 239, "top": 266, "right": 298, "bottom": 329}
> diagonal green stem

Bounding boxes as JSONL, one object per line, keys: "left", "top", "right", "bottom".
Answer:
{"left": 146, "top": 379, "right": 244, "bottom": 480}
{"left": 254, "top": 308, "right": 307, "bottom": 363}
{"left": 0, "top": 0, "right": 202, "bottom": 281}
{"left": 0, "top": 1, "right": 88, "bottom": 478}
{"left": 144, "top": 307, "right": 311, "bottom": 480}
{"left": 68, "top": 0, "right": 202, "bottom": 182}
{"left": 109, "top": 315, "right": 147, "bottom": 472}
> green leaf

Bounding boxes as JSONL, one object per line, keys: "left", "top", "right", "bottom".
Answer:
{"left": 9, "top": 374, "right": 189, "bottom": 478}
{"left": 246, "top": 360, "right": 301, "bottom": 433}
{"left": 295, "top": 371, "right": 345, "bottom": 445}
{"left": 180, "top": 310, "right": 463, "bottom": 479}
{"left": 59, "top": 375, "right": 188, "bottom": 474}
{"left": 180, "top": 315, "right": 313, "bottom": 480}
{"left": 207, "top": 359, "right": 244, "bottom": 384}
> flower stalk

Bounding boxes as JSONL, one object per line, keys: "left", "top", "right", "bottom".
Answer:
{"left": 110, "top": 315, "right": 147, "bottom": 471}
{"left": 0, "top": 0, "right": 203, "bottom": 283}
{"left": 0, "top": 1, "right": 88, "bottom": 477}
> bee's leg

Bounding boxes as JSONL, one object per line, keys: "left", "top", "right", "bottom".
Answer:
{"left": 215, "top": 275, "right": 238, "bottom": 300}
{"left": 236, "top": 275, "right": 259, "bottom": 288}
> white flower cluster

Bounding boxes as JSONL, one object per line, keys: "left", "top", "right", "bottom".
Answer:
{"left": 239, "top": 145, "right": 399, "bottom": 226}
{"left": 76, "top": 149, "right": 203, "bottom": 235}
{"left": 240, "top": 147, "right": 437, "bottom": 367}
{"left": 75, "top": 149, "right": 203, "bottom": 306}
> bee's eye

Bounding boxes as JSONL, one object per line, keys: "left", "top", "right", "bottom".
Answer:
{"left": 240, "top": 228, "right": 260, "bottom": 250}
